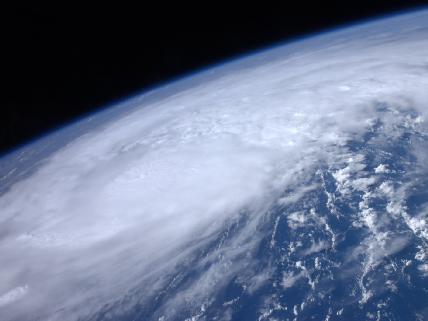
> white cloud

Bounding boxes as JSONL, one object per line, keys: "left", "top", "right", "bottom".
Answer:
{"left": 374, "top": 164, "right": 390, "bottom": 174}
{"left": 0, "top": 286, "right": 28, "bottom": 307}
{"left": 418, "top": 264, "right": 428, "bottom": 277}
{"left": 287, "top": 211, "right": 309, "bottom": 229}
{"left": 281, "top": 271, "right": 305, "bottom": 289}
{"left": 300, "top": 240, "right": 329, "bottom": 256}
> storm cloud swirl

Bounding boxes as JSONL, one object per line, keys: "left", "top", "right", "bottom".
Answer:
{"left": 1, "top": 10, "right": 428, "bottom": 321}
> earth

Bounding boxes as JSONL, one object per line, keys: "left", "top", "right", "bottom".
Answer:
{"left": 1, "top": 9, "right": 428, "bottom": 321}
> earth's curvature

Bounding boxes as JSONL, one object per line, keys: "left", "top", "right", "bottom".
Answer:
{"left": 1, "top": 9, "right": 428, "bottom": 321}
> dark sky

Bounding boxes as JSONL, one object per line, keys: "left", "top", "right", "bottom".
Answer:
{"left": 2, "top": 1, "right": 428, "bottom": 155}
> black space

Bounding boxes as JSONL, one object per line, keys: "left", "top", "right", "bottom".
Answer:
{"left": 2, "top": 1, "right": 428, "bottom": 155}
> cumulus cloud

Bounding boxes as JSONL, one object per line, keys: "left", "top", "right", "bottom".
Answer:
{"left": 1, "top": 10, "right": 428, "bottom": 320}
